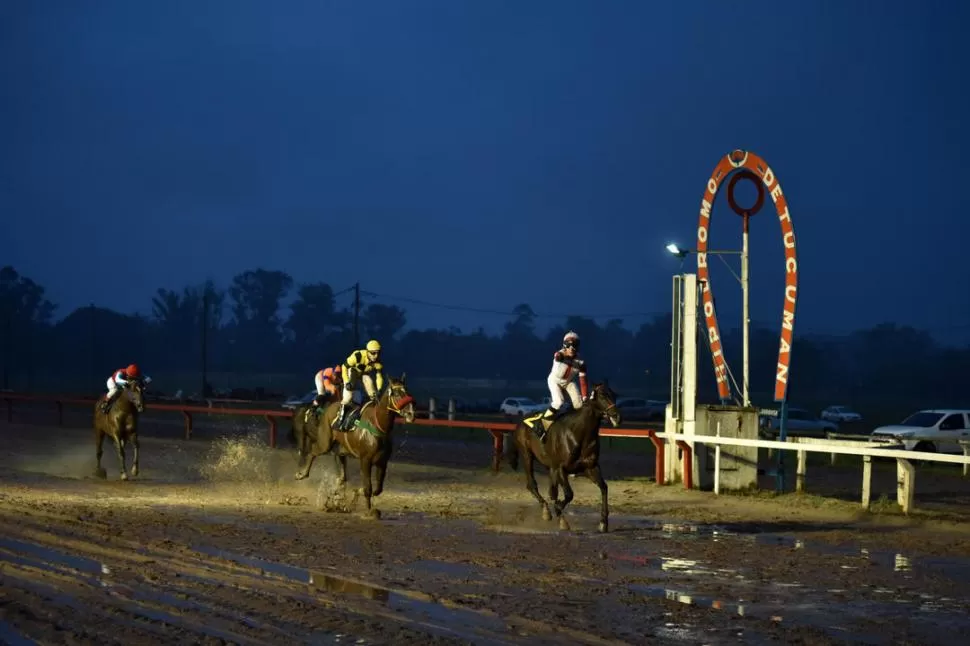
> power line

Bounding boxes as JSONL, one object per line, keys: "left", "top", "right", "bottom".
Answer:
{"left": 359, "top": 289, "right": 668, "bottom": 322}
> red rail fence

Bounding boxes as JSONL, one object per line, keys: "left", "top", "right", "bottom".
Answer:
{"left": 1, "top": 392, "right": 667, "bottom": 481}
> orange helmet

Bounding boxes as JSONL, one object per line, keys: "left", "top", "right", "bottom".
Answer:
{"left": 322, "top": 367, "right": 335, "bottom": 379}
{"left": 126, "top": 363, "right": 141, "bottom": 378}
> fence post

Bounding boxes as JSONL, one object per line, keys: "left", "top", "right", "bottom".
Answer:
{"left": 796, "top": 450, "right": 806, "bottom": 493}
{"left": 648, "top": 430, "right": 665, "bottom": 485}
{"left": 675, "top": 440, "right": 693, "bottom": 489}
{"left": 713, "top": 421, "right": 722, "bottom": 495}
{"left": 896, "top": 458, "right": 915, "bottom": 514}
{"left": 265, "top": 415, "right": 277, "bottom": 449}
{"left": 182, "top": 411, "right": 193, "bottom": 440}
{"left": 488, "top": 429, "right": 503, "bottom": 472}
{"left": 428, "top": 397, "right": 436, "bottom": 420}
{"left": 447, "top": 398, "right": 456, "bottom": 421}
{"left": 861, "top": 455, "right": 872, "bottom": 509}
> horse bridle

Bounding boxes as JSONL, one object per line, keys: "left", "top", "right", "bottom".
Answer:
{"left": 368, "top": 385, "right": 415, "bottom": 436}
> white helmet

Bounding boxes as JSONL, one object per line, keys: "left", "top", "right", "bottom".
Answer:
{"left": 563, "top": 331, "right": 580, "bottom": 349}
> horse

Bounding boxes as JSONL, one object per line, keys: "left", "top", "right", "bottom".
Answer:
{"left": 505, "top": 381, "right": 621, "bottom": 532}
{"left": 93, "top": 379, "right": 145, "bottom": 481}
{"left": 292, "top": 374, "right": 415, "bottom": 518}
{"left": 289, "top": 396, "right": 339, "bottom": 474}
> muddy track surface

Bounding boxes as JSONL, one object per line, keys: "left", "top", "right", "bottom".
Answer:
{"left": 2, "top": 420, "right": 970, "bottom": 645}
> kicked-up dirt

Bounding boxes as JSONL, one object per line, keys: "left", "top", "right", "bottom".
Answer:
{"left": 2, "top": 415, "right": 970, "bottom": 645}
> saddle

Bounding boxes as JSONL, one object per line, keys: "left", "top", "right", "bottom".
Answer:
{"left": 333, "top": 400, "right": 376, "bottom": 432}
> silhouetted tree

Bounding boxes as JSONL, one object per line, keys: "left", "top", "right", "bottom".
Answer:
{"left": 228, "top": 269, "right": 293, "bottom": 370}
{"left": 0, "top": 266, "right": 56, "bottom": 388}
{"left": 361, "top": 304, "right": 406, "bottom": 343}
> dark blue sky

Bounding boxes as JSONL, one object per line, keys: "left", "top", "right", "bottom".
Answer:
{"left": 2, "top": 1, "right": 967, "bottom": 342}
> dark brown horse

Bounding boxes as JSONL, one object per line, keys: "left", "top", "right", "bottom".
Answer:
{"left": 505, "top": 382, "right": 621, "bottom": 532}
{"left": 293, "top": 374, "right": 415, "bottom": 518}
{"left": 93, "top": 380, "right": 145, "bottom": 481}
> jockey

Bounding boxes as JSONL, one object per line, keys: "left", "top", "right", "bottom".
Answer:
{"left": 334, "top": 339, "right": 385, "bottom": 431}
{"left": 312, "top": 365, "right": 342, "bottom": 408}
{"left": 527, "top": 331, "right": 588, "bottom": 440}
{"left": 101, "top": 364, "right": 150, "bottom": 412}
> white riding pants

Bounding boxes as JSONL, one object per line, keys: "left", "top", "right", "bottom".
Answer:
{"left": 341, "top": 373, "right": 376, "bottom": 405}
{"left": 548, "top": 377, "right": 582, "bottom": 411}
{"left": 106, "top": 378, "right": 120, "bottom": 399}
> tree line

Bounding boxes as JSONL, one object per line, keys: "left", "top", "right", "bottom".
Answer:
{"left": 2, "top": 265, "right": 968, "bottom": 411}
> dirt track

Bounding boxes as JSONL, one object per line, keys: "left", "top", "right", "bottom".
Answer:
{"left": 2, "top": 412, "right": 970, "bottom": 645}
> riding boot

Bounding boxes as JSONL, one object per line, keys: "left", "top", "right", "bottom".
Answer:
{"left": 100, "top": 394, "right": 114, "bottom": 414}
{"left": 334, "top": 404, "right": 348, "bottom": 431}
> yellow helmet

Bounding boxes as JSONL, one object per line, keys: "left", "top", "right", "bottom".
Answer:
{"left": 366, "top": 339, "right": 382, "bottom": 353}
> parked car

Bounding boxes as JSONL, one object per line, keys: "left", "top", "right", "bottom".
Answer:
{"left": 870, "top": 409, "right": 970, "bottom": 454}
{"left": 615, "top": 397, "right": 666, "bottom": 421}
{"left": 500, "top": 397, "right": 545, "bottom": 416}
{"left": 820, "top": 405, "right": 863, "bottom": 423}
{"left": 282, "top": 390, "right": 317, "bottom": 410}
{"left": 761, "top": 407, "right": 837, "bottom": 438}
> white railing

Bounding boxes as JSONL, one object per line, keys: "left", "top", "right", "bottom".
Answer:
{"left": 660, "top": 432, "right": 970, "bottom": 514}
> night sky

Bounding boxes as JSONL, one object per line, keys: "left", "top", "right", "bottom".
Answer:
{"left": 2, "top": 1, "right": 967, "bottom": 342}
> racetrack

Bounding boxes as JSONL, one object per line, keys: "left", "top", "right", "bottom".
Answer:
{"left": 3, "top": 411, "right": 970, "bottom": 645}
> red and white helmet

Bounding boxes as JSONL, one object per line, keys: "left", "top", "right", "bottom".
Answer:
{"left": 562, "top": 331, "right": 580, "bottom": 350}
{"left": 126, "top": 363, "right": 141, "bottom": 378}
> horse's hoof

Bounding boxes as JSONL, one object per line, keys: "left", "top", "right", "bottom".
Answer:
{"left": 130, "top": 467, "right": 139, "bottom": 478}
{"left": 120, "top": 472, "right": 129, "bottom": 481}
{"left": 598, "top": 521, "right": 608, "bottom": 534}
{"left": 94, "top": 467, "right": 107, "bottom": 480}
{"left": 294, "top": 472, "right": 306, "bottom": 481}
{"left": 542, "top": 507, "right": 552, "bottom": 522}
{"left": 559, "top": 517, "right": 571, "bottom": 531}
{"left": 361, "top": 509, "right": 381, "bottom": 521}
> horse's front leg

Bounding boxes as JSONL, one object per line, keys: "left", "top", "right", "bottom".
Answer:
{"left": 130, "top": 433, "right": 140, "bottom": 478}
{"left": 586, "top": 464, "right": 609, "bottom": 533}
{"left": 372, "top": 457, "right": 388, "bottom": 497}
{"left": 94, "top": 430, "right": 107, "bottom": 479}
{"left": 359, "top": 458, "right": 379, "bottom": 519}
{"left": 336, "top": 454, "right": 348, "bottom": 486}
{"left": 553, "top": 469, "right": 574, "bottom": 531}
{"left": 296, "top": 453, "right": 317, "bottom": 480}
{"left": 114, "top": 437, "right": 129, "bottom": 481}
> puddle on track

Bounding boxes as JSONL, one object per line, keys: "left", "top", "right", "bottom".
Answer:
{"left": 610, "top": 513, "right": 970, "bottom": 581}
{"left": 193, "top": 545, "right": 532, "bottom": 644}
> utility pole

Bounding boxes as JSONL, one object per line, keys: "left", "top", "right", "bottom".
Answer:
{"left": 90, "top": 303, "right": 96, "bottom": 383}
{"left": 741, "top": 212, "right": 750, "bottom": 408}
{"left": 353, "top": 282, "right": 361, "bottom": 347}
{"left": 201, "top": 286, "right": 209, "bottom": 398}
{"left": 1, "top": 311, "right": 10, "bottom": 390}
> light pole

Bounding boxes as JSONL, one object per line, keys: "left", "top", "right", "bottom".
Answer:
{"left": 666, "top": 242, "right": 750, "bottom": 407}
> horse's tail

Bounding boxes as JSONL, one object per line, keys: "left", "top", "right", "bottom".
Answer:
{"left": 504, "top": 430, "right": 519, "bottom": 471}
{"left": 288, "top": 410, "right": 301, "bottom": 448}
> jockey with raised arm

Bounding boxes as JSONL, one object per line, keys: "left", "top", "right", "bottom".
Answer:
{"left": 101, "top": 364, "right": 150, "bottom": 413}
{"left": 526, "top": 331, "right": 588, "bottom": 441}
{"left": 312, "top": 366, "right": 342, "bottom": 408}
{"left": 334, "top": 339, "right": 385, "bottom": 431}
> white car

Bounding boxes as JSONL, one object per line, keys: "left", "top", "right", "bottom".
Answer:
{"left": 500, "top": 397, "right": 545, "bottom": 416}
{"left": 821, "top": 405, "right": 863, "bottom": 423}
{"left": 870, "top": 409, "right": 970, "bottom": 454}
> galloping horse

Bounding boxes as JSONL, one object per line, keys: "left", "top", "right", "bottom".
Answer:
{"left": 293, "top": 374, "right": 415, "bottom": 517}
{"left": 93, "top": 379, "right": 145, "bottom": 480}
{"left": 505, "top": 381, "right": 621, "bottom": 532}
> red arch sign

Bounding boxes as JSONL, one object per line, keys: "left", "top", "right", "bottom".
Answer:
{"left": 696, "top": 150, "right": 797, "bottom": 403}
